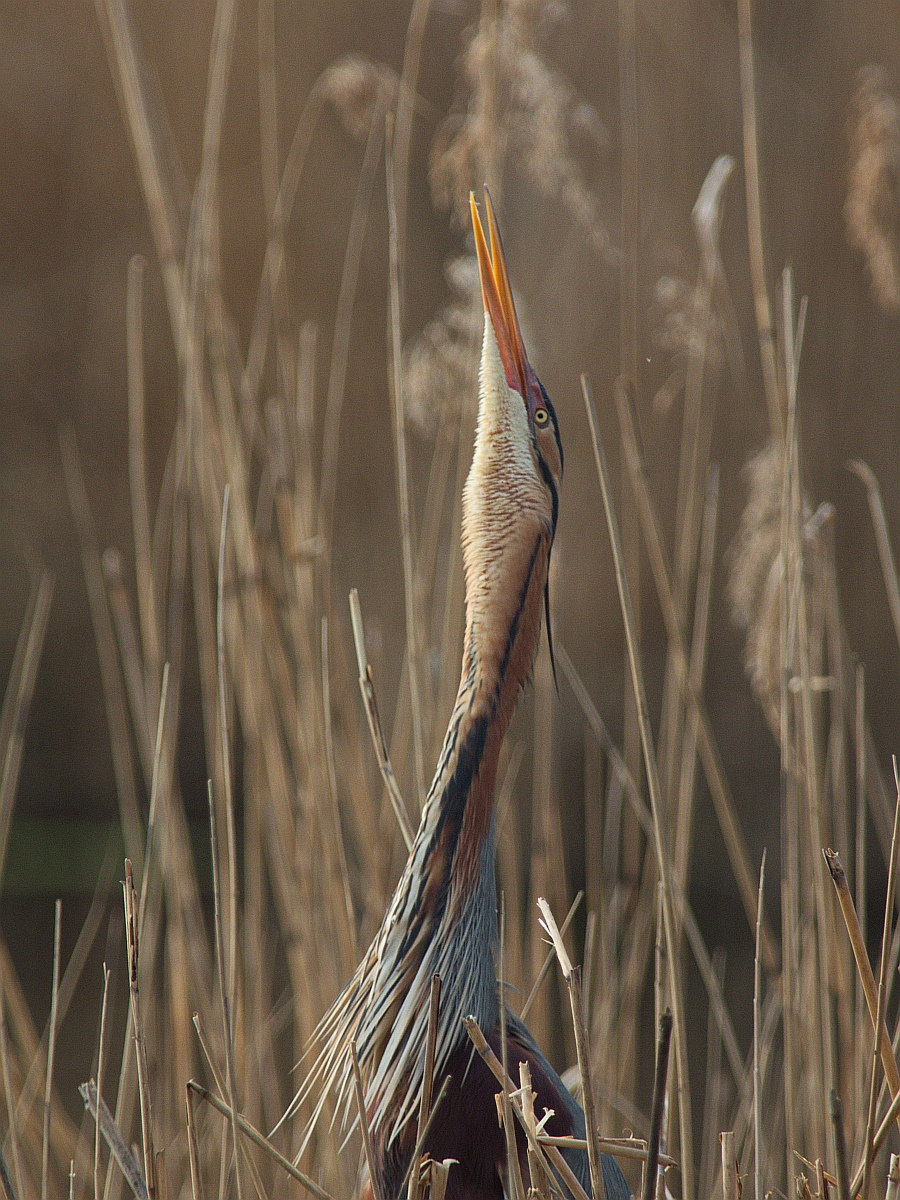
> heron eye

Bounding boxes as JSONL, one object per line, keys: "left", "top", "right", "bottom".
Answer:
{"left": 534, "top": 408, "right": 549, "bottom": 426}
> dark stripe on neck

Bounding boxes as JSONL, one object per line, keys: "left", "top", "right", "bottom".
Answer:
{"left": 400, "top": 532, "right": 545, "bottom": 951}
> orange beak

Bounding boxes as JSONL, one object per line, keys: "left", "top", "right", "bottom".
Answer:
{"left": 470, "top": 191, "right": 532, "bottom": 408}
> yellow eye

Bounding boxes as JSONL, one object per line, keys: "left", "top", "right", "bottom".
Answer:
{"left": 534, "top": 408, "right": 549, "bottom": 426}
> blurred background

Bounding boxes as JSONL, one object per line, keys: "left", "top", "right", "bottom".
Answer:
{"left": 3, "top": 0, "right": 900, "bottom": 1197}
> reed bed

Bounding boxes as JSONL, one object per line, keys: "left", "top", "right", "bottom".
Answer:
{"left": 3, "top": 3, "right": 900, "bottom": 1200}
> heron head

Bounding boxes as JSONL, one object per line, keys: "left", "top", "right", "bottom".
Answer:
{"left": 469, "top": 191, "right": 563, "bottom": 500}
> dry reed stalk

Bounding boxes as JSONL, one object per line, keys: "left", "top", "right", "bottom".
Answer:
{"left": 816, "top": 1158, "right": 827, "bottom": 1200}
{"left": 521, "top": 892, "right": 583, "bottom": 1023}
{"left": 861, "top": 765, "right": 900, "bottom": 1200}
{"left": 317, "top": 95, "right": 386, "bottom": 557}
{"left": 0, "top": 569, "right": 53, "bottom": 886}
{"left": 462, "top": 1017, "right": 583, "bottom": 1200}
{"left": 536, "top": 900, "right": 606, "bottom": 1200}
{"left": 519, "top": 1060, "right": 550, "bottom": 1200}
{"left": 720, "top": 1132, "right": 737, "bottom": 1200}
{"left": 641, "top": 1010, "right": 672, "bottom": 1200}
{"left": 351, "top": 1044, "right": 384, "bottom": 1200}
{"left": 123, "top": 863, "right": 156, "bottom": 1200}
{"left": 672, "top": 464, "right": 719, "bottom": 904}
{"left": 582, "top": 374, "right": 694, "bottom": 1200}
{"left": 79, "top": 1084, "right": 148, "bottom": 1200}
{"left": 94, "top": 966, "right": 111, "bottom": 1200}
{"left": 753, "top": 851, "right": 766, "bottom": 1200}
{"left": 60, "top": 429, "right": 145, "bottom": 874}
{"left": 888, "top": 1155, "right": 900, "bottom": 1200}
{"left": 538, "top": 1138, "right": 674, "bottom": 1169}
{"left": 92, "top": 0, "right": 185, "bottom": 335}
{"left": 736, "top": 0, "right": 782, "bottom": 438}
{"left": 499, "top": 903, "right": 526, "bottom": 1200}
{"left": 658, "top": 161, "right": 727, "bottom": 821}
{"left": 184, "top": 1090, "right": 202, "bottom": 1200}
{"left": 207, "top": 784, "right": 243, "bottom": 1200}
{"left": 528, "top": 638, "right": 560, "bottom": 1052}
{"left": 386, "top": 118, "right": 427, "bottom": 808}
{"left": 0, "top": 984, "right": 24, "bottom": 1200}
{"left": 40, "top": 902, "right": 61, "bottom": 1200}
{"left": 783, "top": 269, "right": 837, "bottom": 1147}
{"left": 848, "top": 461, "right": 900, "bottom": 657}
{"left": 613, "top": 376, "right": 777, "bottom": 971}
{"left": 126, "top": 254, "right": 161, "bottom": 717}
{"left": 349, "top": 589, "right": 415, "bottom": 850}
{"left": 391, "top": 0, "right": 431, "bottom": 293}
{"left": 616, "top": 0, "right": 643, "bottom": 917}
{"left": 557, "top": 644, "right": 745, "bottom": 1094}
{"left": 824, "top": 849, "right": 900, "bottom": 1130}
{"left": 408, "top": 976, "right": 441, "bottom": 1200}
{"left": 831, "top": 1092, "right": 850, "bottom": 1200}
{"left": 188, "top": 1083, "right": 333, "bottom": 1200}
{"left": 321, "top": 617, "right": 358, "bottom": 961}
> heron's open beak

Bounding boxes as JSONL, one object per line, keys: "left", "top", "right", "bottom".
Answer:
{"left": 470, "top": 191, "right": 532, "bottom": 407}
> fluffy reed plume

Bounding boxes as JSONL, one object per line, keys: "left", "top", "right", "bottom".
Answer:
{"left": 321, "top": 55, "right": 398, "bottom": 140}
{"left": 403, "top": 255, "right": 481, "bottom": 436}
{"left": 653, "top": 274, "right": 723, "bottom": 371}
{"left": 845, "top": 65, "right": 900, "bottom": 313}
{"left": 727, "top": 441, "right": 826, "bottom": 736}
{"left": 429, "top": 0, "right": 609, "bottom": 256}
{"left": 651, "top": 272, "right": 723, "bottom": 413}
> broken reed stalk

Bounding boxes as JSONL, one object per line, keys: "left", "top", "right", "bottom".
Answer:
{"left": 539, "top": 1138, "right": 676, "bottom": 1168}
{"left": 831, "top": 1092, "right": 850, "bottom": 1200}
{"left": 720, "top": 1132, "right": 737, "bottom": 1200}
{"left": 352, "top": 1044, "right": 385, "bottom": 1200}
{"left": 349, "top": 588, "right": 415, "bottom": 850}
{"left": 80, "top": 1082, "right": 149, "bottom": 1200}
{"left": 521, "top": 891, "right": 583, "bottom": 1022}
{"left": 463, "top": 1016, "right": 590, "bottom": 1200}
{"left": 41, "top": 900, "right": 62, "bottom": 1200}
{"left": 537, "top": 899, "right": 607, "bottom": 1200}
{"left": 825, "top": 849, "right": 900, "bottom": 1130}
{"left": 519, "top": 1061, "right": 550, "bottom": 1200}
{"left": 206, "top": 783, "right": 243, "bottom": 1200}
{"left": 187, "top": 1082, "right": 334, "bottom": 1200}
{"left": 185, "top": 1087, "right": 202, "bottom": 1200}
{"left": 123, "top": 861, "right": 156, "bottom": 1200}
{"left": 642, "top": 1010, "right": 672, "bottom": 1200}
{"left": 582, "top": 373, "right": 694, "bottom": 1200}
{"left": 408, "top": 975, "right": 442, "bottom": 1200}
{"left": 499, "top": 902, "right": 526, "bottom": 1200}
{"left": 395, "top": 1077, "right": 453, "bottom": 1200}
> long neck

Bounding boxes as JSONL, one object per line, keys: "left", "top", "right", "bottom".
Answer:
{"left": 413, "top": 523, "right": 550, "bottom": 931}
